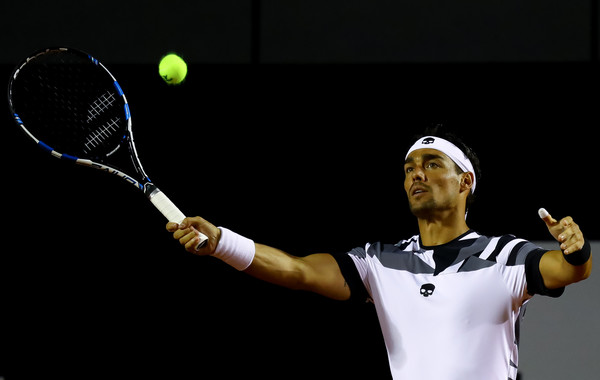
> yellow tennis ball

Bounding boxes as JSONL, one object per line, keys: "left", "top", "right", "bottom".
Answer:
{"left": 158, "top": 54, "right": 187, "bottom": 85}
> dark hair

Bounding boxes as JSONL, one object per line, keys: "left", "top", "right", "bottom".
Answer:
{"left": 411, "top": 124, "right": 481, "bottom": 213}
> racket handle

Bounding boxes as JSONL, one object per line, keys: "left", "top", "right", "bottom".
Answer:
{"left": 149, "top": 189, "right": 208, "bottom": 249}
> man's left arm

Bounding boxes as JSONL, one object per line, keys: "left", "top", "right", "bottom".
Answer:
{"left": 538, "top": 209, "right": 592, "bottom": 289}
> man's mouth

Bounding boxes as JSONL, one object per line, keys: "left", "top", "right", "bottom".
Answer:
{"left": 411, "top": 186, "right": 429, "bottom": 196}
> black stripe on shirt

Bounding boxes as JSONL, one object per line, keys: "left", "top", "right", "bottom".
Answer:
{"left": 487, "top": 235, "right": 517, "bottom": 262}
{"left": 332, "top": 252, "right": 371, "bottom": 304}
{"left": 524, "top": 248, "right": 565, "bottom": 297}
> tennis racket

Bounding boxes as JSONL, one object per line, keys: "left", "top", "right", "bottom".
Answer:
{"left": 8, "top": 47, "right": 208, "bottom": 248}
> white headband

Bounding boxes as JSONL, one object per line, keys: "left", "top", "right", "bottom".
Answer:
{"left": 405, "top": 136, "right": 477, "bottom": 193}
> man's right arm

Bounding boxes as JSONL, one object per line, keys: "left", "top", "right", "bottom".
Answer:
{"left": 167, "top": 217, "right": 351, "bottom": 301}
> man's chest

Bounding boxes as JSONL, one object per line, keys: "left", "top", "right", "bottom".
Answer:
{"left": 370, "top": 261, "right": 518, "bottom": 326}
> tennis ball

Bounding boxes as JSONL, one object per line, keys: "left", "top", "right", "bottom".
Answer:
{"left": 159, "top": 53, "right": 187, "bottom": 85}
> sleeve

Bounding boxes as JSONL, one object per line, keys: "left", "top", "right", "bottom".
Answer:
{"left": 332, "top": 248, "right": 371, "bottom": 304}
{"left": 524, "top": 248, "right": 565, "bottom": 298}
{"left": 493, "top": 236, "right": 564, "bottom": 300}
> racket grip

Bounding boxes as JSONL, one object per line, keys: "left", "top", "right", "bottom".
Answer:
{"left": 149, "top": 189, "right": 208, "bottom": 249}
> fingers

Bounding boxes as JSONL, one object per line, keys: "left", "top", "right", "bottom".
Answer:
{"left": 539, "top": 208, "right": 564, "bottom": 242}
{"left": 167, "top": 221, "right": 200, "bottom": 252}
{"left": 166, "top": 217, "right": 203, "bottom": 237}
{"left": 185, "top": 234, "right": 205, "bottom": 252}
{"left": 557, "top": 217, "right": 584, "bottom": 255}
{"left": 166, "top": 219, "right": 199, "bottom": 233}
{"left": 170, "top": 226, "right": 202, "bottom": 251}
{"left": 177, "top": 216, "right": 207, "bottom": 231}
{"left": 538, "top": 208, "right": 557, "bottom": 226}
{"left": 166, "top": 216, "right": 219, "bottom": 255}
{"left": 538, "top": 209, "right": 585, "bottom": 254}
{"left": 166, "top": 222, "right": 179, "bottom": 232}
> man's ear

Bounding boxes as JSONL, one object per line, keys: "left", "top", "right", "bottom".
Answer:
{"left": 460, "top": 172, "right": 474, "bottom": 193}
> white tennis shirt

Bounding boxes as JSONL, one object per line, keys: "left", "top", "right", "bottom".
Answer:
{"left": 337, "top": 230, "right": 562, "bottom": 380}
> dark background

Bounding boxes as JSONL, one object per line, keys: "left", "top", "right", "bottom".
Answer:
{"left": 2, "top": 1, "right": 599, "bottom": 379}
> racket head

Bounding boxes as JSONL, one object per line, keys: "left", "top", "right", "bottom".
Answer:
{"left": 8, "top": 47, "right": 134, "bottom": 162}
{"left": 8, "top": 47, "right": 207, "bottom": 245}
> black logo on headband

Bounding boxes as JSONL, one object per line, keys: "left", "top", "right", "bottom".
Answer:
{"left": 422, "top": 137, "right": 435, "bottom": 145}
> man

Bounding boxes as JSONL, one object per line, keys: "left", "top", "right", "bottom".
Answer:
{"left": 167, "top": 130, "right": 592, "bottom": 380}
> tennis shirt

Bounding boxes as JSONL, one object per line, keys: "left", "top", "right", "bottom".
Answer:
{"left": 334, "top": 230, "right": 564, "bottom": 380}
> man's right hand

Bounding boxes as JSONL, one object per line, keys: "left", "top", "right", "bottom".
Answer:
{"left": 166, "top": 216, "right": 221, "bottom": 255}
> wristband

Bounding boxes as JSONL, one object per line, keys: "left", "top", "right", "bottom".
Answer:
{"left": 563, "top": 240, "right": 591, "bottom": 266}
{"left": 212, "top": 227, "right": 256, "bottom": 271}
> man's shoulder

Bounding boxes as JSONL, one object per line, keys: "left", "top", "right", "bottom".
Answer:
{"left": 348, "top": 235, "right": 419, "bottom": 258}
{"left": 369, "top": 235, "right": 422, "bottom": 254}
{"left": 349, "top": 235, "right": 421, "bottom": 259}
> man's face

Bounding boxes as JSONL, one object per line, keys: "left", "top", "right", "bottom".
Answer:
{"left": 403, "top": 148, "right": 463, "bottom": 218}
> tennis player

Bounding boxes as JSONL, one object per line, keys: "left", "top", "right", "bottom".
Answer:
{"left": 167, "top": 130, "right": 592, "bottom": 380}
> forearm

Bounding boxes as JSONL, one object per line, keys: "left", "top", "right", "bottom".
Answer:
{"left": 245, "top": 246, "right": 350, "bottom": 300}
{"left": 244, "top": 244, "right": 308, "bottom": 291}
{"left": 541, "top": 248, "right": 592, "bottom": 289}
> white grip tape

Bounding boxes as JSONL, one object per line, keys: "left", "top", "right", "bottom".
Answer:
{"left": 150, "top": 190, "right": 186, "bottom": 223}
{"left": 150, "top": 190, "right": 208, "bottom": 248}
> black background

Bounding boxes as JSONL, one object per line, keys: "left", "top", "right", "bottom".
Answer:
{"left": 2, "top": 1, "right": 599, "bottom": 378}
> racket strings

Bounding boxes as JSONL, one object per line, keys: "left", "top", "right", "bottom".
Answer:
{"left": 86, "top": 91, "right": 116, "bottom": 122}
{"left": 84, "top": 117, "right": 121, "bottom": 153}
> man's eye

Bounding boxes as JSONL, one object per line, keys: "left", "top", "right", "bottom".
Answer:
{"left": 426, "top": 162, "right": 440, "bottom": 169}
{"left": 405, "top": 167, "right": 414, "bottom": 173}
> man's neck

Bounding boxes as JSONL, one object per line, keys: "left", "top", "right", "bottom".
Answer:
{"left": 417, "top": 210, "right": 470, "bottom": 247}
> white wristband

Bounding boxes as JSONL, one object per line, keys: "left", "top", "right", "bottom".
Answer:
{"left": 212, "top": 227, "right": 256, "bottom": 271}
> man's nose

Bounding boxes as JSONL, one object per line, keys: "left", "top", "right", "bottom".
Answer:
{"left": 411, "top": 166, "right": 426, "bottom": 182}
